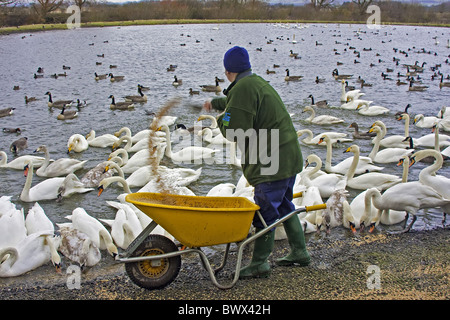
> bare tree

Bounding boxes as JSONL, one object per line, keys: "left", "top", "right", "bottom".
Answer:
{"left": 352, "top": 0, "right": 373, "bottom": 15}
{"left": 73, "top": 0, "right": 87, "bottom": 10}
{"left": 32, "top": 0, "right": 64, "bottom": 19}
{"left": 0, "top": 0, "right": 19, "bottom": 7}
{"left": 310, "top": 0, "right": 335, "bottom": 10}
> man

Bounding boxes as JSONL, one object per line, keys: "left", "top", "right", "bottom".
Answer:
{"left": 203, "top": 46, "right": 310, "bottom": 279}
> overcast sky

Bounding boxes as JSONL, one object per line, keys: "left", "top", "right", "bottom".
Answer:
{"left": 104, "top": 0, "right": 448, "bottom": 4}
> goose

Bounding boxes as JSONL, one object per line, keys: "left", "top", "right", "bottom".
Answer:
{"left": 289, "top": 50, "right": 299, "bottom": 58}
{"left": 368, "top": 126, "right": 414, "bottom": 163}
{"left": 356, "top": 104, "right": 389, "bottom": 116}
{"left": 10, "top": 137, "right": 28, "bottom": 154}
{"left": 365, "top": 185, "right": 450, "bottom": 233}
{"left": 124, "top": 85, "right": 147, "bottom": 103}
{"left": 94, "top": 72, "right": 108, "bottom": 80}
{"left": 67, "top": 134, "right": 89, "bottom": 153}
{"left": 56, "top": 225, "right": 101, "bottom": 267}
{"left": 408, "top": 80, "right": 428, "bottom": 91}
{"left": 340, "top": 99, "right": 372, "bottom": 110}
{"left": 86, "top": 130, "right": 119, "bottom": 148}
{"left": 20, "top": 160, "right": 65, "bottom": 202}
{"left": 370, "top": 120, "right": 410, "bottom": 149}
{"left": 348, "top": 122, "right": 376, "bottom": 139}
{"left": 198, "top": 128, "right": 232, "bottom": 145}
{"left": 318, "top": 134, "right": 384, "bottom": 175}
{"left": 56, "top": 173, "right": 94, "bottom": 200}
{"left": 34, "top": 145, "right": 86, "bottom": 177}
{"left": 284, "top": 69, "right": 302, "bottom": 81}
{"left": 172, "top": 76, "right": 182, "bottom": 87}
{"left": 333, "top": 69, "right": 352, "bottom": 80}
{"left": 439, "top": 74, "right": 450, "bottom": 88}
{"left": 66, "top": 207, "right": 118, "bottom": 257}
{"left": 296, "top": 129, "right": 350, "bottom": 145}
{"left": 2, "top": 127, "right": 21, "bottom": 133}
{"left": 413, "top": 114, "right": 440, "bottom": 128}
{"left": 301, "top": 154, "right": 347, "bottom": 198}
{"left": 0, "top": 151, "right": 47, "bottom": 169}
{"left": 44, "top": 92, "right": 72, "bottom": 108}
{"left": 200, "top": 79, "right": 221, "bottom": 92}
{"left": 56, "top": 106, "right": 78, "bottom": 120}
{"left": 108, "top": 95, "right": 134, "bottom": 110}
{"left": 302, "top": 106, "right": 344, "bottom": 125}
{"left": 108, "top": 73, "right": 124, "bottom": 82}
{"left": 307, "top": 94, "right": 329, "bottom": 108}
{"left": 343, "top": 145, "right": 402, "bottom": 191}
{"left": 156, "top": 124, "right": 217, "bottom": 163}
{"left": 340, "top": 79, "right": 364, "bottom": 102}
{"left": 0, "top": 231, "right": 61, "bottom": 277}
{"left": 0, "top": 201, "right": 26, "bottom": 248}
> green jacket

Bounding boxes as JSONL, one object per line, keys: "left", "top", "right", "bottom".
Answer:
{"left": 211, "top": 72, "right": 303, "bottom": 186}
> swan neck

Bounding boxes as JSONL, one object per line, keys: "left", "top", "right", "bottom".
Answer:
{"left": 369, "top": 131, "right": 382, "bottom": 160}
{"left": 346, "top": 149, "right": 359, "bottom": 179}
{"left": 0, "top": 151, "right": 6, "bottom": 166}
{"left": 324, "top": 138, "right": 332, "bottom": 171}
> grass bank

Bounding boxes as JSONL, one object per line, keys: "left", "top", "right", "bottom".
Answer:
{"left": 1, "top": 19, "right": 449, "bottom": 36}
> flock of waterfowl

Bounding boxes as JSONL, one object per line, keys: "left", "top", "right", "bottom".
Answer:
{"left": 1, "top": 23, "right": 449, "bottom": 280}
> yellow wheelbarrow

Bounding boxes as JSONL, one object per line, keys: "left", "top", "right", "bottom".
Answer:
{"left": 117, "top": 192, "right": 326, "bottom": 290}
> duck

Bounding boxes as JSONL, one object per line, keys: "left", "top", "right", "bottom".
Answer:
{"left": 45, "top": 92, "right": 73, "bottom": 108}
{"left": 108, "top": 95, "right": 135, "bottom": 110}
{"left": 67, "top": 134, "right": 89, "bottom": 153}
{"left": 0, "top": 231, "right": 61, "bottom": 277}
{"left": 413, "top": 114, "right": 440, "bottom": 128}
{"left": 86, "top": 130, "right": 119, "bottom": 148}
{"left": 108, "top": 73, "right": 125, "bottom": 82}
{"left": 156, "top": 124, "right": 217, "bottom": 163}
{"left": 34, "top": 145, "right": 86, "bottom": 177}
{"left": 302, "top": 106, "right": 344, "bottom": 125}
{"left": 56, "top": 106, "right": 78, "bottom": 120}
{"left": 66, "top": 207, "right": 118, "bottom": 257}
{"left": 296, "top": 129, "right": 350, "bottom": 145}
{"left": 301, "top": 154, "right": 347, "bottom": 198}
{"left": 307, "top": 94, "right": 329, "bottom": 108}
{"left": 10, "top": 137, "right": 28, "bottom": 154}
{"left": 356, "top": 103, "right": 390, "bottom": 116}
{"left": 367, "top": 126, "right": 414, "bottom": 163}
{"left": 364, "top": 184, "right": 450, "bottom": 233}
{"left": 284, "top": 69, "right": 303, "bottom": 81}
{"left": 318, "top": 134, "right": 384, "bottom": 175}
{"left": 340, "top": 79, "right": 364, "bottom": 102}
{"left": 200, "top": 78, "right": 221, "bottom": 92}
{"left": 172, "top": 76, "right": 182, "bottom": 87}
{"left": 189, "top": 88, "right": 200, "bottom": 95}
{"left": 0, "top": 107, "right": 12, "bottom": 119}
{"left": 124, "top": 85, "right": 147, "bottom": 103}
{"left": 0, "top": 151, "right": 47, "bottom": 169}
{"left": 24, "top": 96, "right": 38, "bottom": 103}
{"left": 348, "top": 122, "right": 376, "bottom": 139}
{"left": 55, "top": 225, "right": 101, "bottom": 267}
{"left": 343, "top": 145, "right": 402, "bottom": 191}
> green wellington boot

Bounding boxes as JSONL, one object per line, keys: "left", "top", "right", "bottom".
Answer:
{"left": 276, "top": 215, "right": 310, "bottom": 266}
{"left": 239, "top": 229, "right": 275, "bottom": 279}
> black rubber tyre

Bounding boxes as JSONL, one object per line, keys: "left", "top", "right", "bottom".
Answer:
{"left": 125, "top": 234, "right": 181, "bottom": 290}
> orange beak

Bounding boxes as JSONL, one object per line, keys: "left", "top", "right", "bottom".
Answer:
{"left": 97, "top": 186, "right": 104, "bottom": 196}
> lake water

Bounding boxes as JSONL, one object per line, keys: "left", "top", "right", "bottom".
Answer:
{"left": 0, "top": 23, "right": 449, "bottom": 283}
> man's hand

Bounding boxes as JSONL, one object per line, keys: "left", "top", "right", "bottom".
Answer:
{"left": 203, "top": 100, "right": 212, "bottom": 111}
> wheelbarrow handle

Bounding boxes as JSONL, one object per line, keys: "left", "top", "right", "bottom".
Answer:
{"left": 305, "top": 203, "right": 327, "bottom": 211}
{"left": 293, "top": 191, "right": 303, "bottom": 198}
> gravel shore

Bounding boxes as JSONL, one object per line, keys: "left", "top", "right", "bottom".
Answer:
{"left": 0, "top": 226, "right": 448, "bottom": 301}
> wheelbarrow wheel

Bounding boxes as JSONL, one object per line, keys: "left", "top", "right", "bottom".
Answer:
{"left": 125, "top": 234, "right": 181, "bottom": 290}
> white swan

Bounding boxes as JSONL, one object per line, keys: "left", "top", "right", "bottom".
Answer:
{"left": 340, "top": 99, "right": 372, "bottom": 110}
{"left": 25, "top": 202, "right": 54, "bottom": 234}
{"left": 35, "top": 145, "right": 86, "bottom": 177}
{"left": 302, "top": 106, "right": 344, "bottom": 125}
{"left": 66, "top": 207, "right": 118, "bottom": 257}
{"left": 0, "top": 151, "right": 47, "bottom": 169}
{"left": 407, "top": 124, "right": 450, "bottom": 149}
{"left": 114, "top": 127, "right": 152, "bottom": 144}
{"left": 198, "top": 128, "right": 232, "bottom": 145}
{"left": 296, "top": 129, "right": 350, "bottom": 146}
{"left": 365, "top": 185, "right": 450, "bottom": 233}
{"left": 197, "top": 115, "right": 221, "bottom": 135}
{"left": 0, "top": 202, "right": 26, "bottom": 248}
{"left": 0, "top": 231, "right": 61, "bottom": 277}
{"left": 118, "top": 145, "right": 166, "bottom": 174}
{"left": 414, "top": 114, "right": 439, "bottom": 128}
{"left": 340, "top": 79, "right": 364, "bottom": 102}
{"left": 86, "top": 130, "right": 119, "bottom": 148}
{"left": 301, "top": 154, "right": 347, "bottom": 198}
{"left": 344, "top": 145, "right": 401, "bottom": 191}
{"left": 80, "top": 160, "right": 120, "bottom": 188}
{"left": 368, "top": 126, "right": 414, "bottom": 163}
{"left": 320, "top": 189, "right": 348, "bottom": 234}
{"left": 356, "top": 104, "right": 389, "bottom": 116}
{"left": 20, "top": 160, "right": 65, "bottom": 202}
{"left": 57, "top": 173, "right": 94, "bottom": 199}
{"left": 370, "top": 120, "right": 410, "bottom": 148}
{"left": 206, "top": 183, "right": 236, "bottom": 197}
{"left": 56, "top": 225, "right": 101, "bottom": 267}
{"left": 150, "top": 115, "right": 177, "bottom": 128}
{"left": 156, "top": 124, "right": 217, "bottom": 163}
{"left": 67, "top": 134, "right": 89, "bottom": 153}
{"left": 318, "top": 134, "right": 384, "bottom": 175}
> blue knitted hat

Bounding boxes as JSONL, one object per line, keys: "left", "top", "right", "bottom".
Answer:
{"left": 223, "top": 46, "right": 251, "bottom": 73}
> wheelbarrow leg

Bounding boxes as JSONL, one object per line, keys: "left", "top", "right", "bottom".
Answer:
{"left": 213, "top": 243, "right": 231, "bottom": 275}
{"left": 122, "top": 221, "right": 159, "bottom": 258}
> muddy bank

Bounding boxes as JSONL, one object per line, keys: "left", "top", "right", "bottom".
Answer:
{"left": 0, "top": 227, "right": 448, "bottom": 301}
